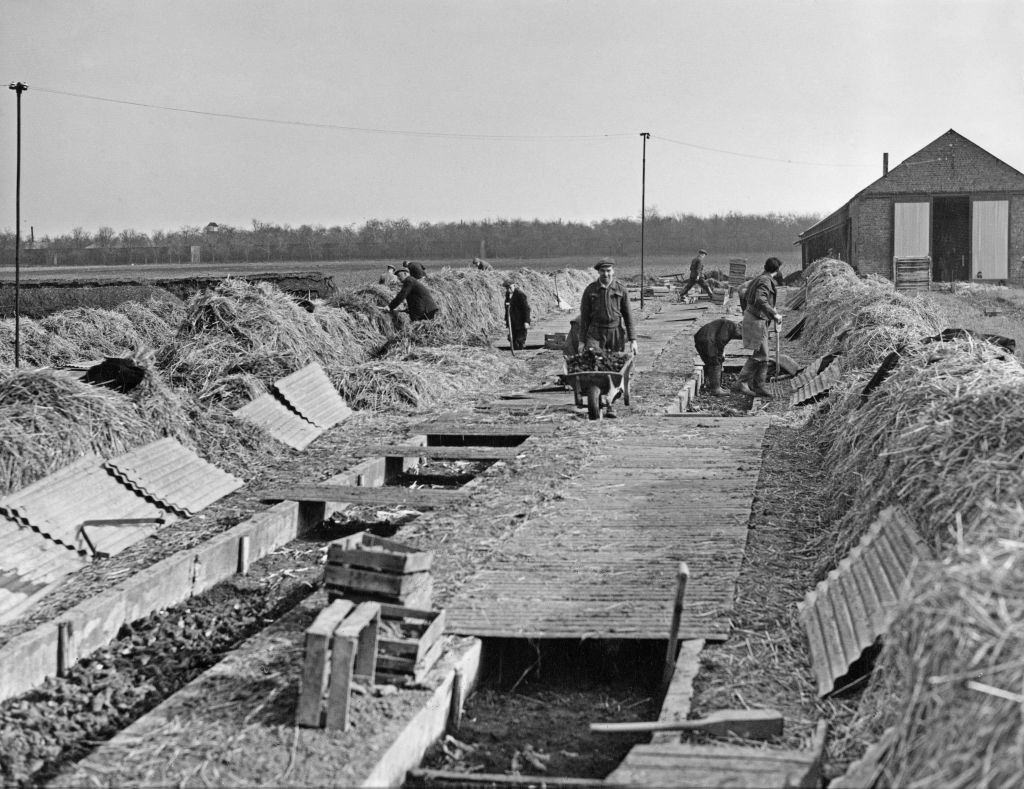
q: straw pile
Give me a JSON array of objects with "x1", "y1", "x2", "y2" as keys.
[
  {"x1": 113, "y1": 299, "x2": 178, "y2": 348},
  {"x1": 847, "y1": 520, "x2": 1023, "y2": 787},
  {"x1": 0, "y1": 368, "x2": 157, "y2": 495},
  {"x1": 39, "y1": 308, "x2": 146, "y2": 360},
  {"x1": 0, "y1": 318, "x2": 80, "y2": 368}
]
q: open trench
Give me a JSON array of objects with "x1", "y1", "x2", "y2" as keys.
[{"x1": 0, "y1": 291, "x2": 848, "y2": 787}]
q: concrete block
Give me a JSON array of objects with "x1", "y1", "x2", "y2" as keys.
[
  {"x1": 0, "y1": 622, "x2": 57, "y2": 702},
  {"x1": 246, "y1": 501, "x2": 301, "y2": 557}
]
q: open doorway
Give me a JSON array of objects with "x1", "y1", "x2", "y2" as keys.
[{"x1": 931, "y1": 196, "x2": 971, "y2": 281}]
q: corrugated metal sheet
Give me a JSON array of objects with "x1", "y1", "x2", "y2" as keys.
[
  {"x1": 798, "y1": 507, "x2": 933, "y2": 697},
  {"x1": 790, "y1": 362, "x2": 843, "y2": 406},
  {"x1": 105, "y1": 437, "x2": 243, "y2": 517},
  {"x1": 0, "y1": 514, "x2": 86, "y2": 623},
  {"x1": 445, "y1": 417, "x2": 769, "y2": 641},
  {"x1": 789, "y1": 355, "x2": 835, "y2": 391},
  {"x1": 234, "y1": 394, "x2": 323, "y2": 451},
  {"x1": 0, "y1": 456, "x2": 170, "y2": 557},
  {"x1": 273, "y1": 363, "x2": 352, "y2": 429}
]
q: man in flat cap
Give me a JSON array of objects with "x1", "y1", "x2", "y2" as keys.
[
  {"x1": 579, "y1": 258, "x2": 636, "y2": 355},
  {"x1": 677, "y1": 248, "x2": 716, "y2": 300},
  {"x1": 379, "y1": 263, "x2": 399, "y2": 286},
  {"x1": 389, "y1": 266, "x2": 439, "y2": 323}
]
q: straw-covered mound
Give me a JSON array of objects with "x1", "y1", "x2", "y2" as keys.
[
  {"x1": 39, "y1": 307, "x2": 146, "y2": 360},
  {"x1": 0, "y1": 368, "x2": 159, "y2": 496},
  {"x1": 0, "y1": 318, "x2": 80, "y2": 369},
  {"x1": 113, "y1": 298, "x2": 178, "y2": 349},
  {"x1": 847, "y1": 521, "x2": 1024, "y2": 788}
]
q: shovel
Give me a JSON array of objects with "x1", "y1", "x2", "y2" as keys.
[{"x1": 590, "y1": 708, "x2": 783, "y2": 740}]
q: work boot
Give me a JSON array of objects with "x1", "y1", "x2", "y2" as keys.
[
  {"x1": 706, "y1": 365, "x2": 727, "y2": 397},
  {"x1": 752, "y1": 361, "x2": 773, "y2": 397},
  {"x1": 734, "y1": 358, "x2": 756, "y2": 396}
]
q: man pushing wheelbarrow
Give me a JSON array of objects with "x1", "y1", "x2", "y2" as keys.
[{"x1": 575, "y1": 258, "x2": 638, "y2": 418}]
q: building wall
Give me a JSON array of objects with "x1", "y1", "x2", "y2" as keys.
[
  {"x1": 851, "y1": 197, "x2": 893, "y2": 278},
  {"x1": 1011, "y1": 195, "x2": 1024, "y2": 285}
]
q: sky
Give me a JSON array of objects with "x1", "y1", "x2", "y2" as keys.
[{"x1": 2, "y1": 0, "x2": 1024, "y2": 238}]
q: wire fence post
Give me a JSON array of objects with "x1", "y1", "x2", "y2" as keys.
[{"x1": 8, "y1": 81, "x2": 27, "y2": 368}]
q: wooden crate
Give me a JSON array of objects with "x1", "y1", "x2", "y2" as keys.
[
  {"x1": 544, "y1": 333, "x2": 567, "y2": 350},
  {"x1": 330, "y1": 578, "x2": 434, "y2": 611},
  {"x1": 327, "y1": 532, "x2": 433, "y2": 574},
  {"x1": 375, "y1": 604, "x2": 446, "y2": 683},
  {"x1": 325, "y1": 565, "x2": 432, "y2": 598},
  {"x1": 325, "y1": 531, "x2": 433, "y2": 607}
]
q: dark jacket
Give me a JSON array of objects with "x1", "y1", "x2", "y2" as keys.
[
  {"x1": 389, "y1": 277, "x2": 438, "y2": 320},
  {"x1": 407, "y1": 261, "x2": 427, "y2": 279},
  {"x1": 504, "y1": 288, "x2": 531, "y2": 327},
  {"x1": 744, "y1": 272, "x2": 778, "y2": 321},
  {"x1": 689, "y1": 255, "x2": 704, "y2": 278},
  {"x1": 579, "y1": 280, "x2": 635, "y2": 341},
  {"x1": 694, "y1": 318, "x2": 742, "y2": 354}
]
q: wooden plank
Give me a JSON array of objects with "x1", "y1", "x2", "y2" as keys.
[
  {"x1": 654, "y1": 639, "x2": 705, "y2": 743},
  {"x1": 407, "y1": 769, "x2": 605, "y2": 787},
  {"x1": 295, "y1": 599, "x2": 354, "y2": 727},
  {"x1": 352, "y1": 444, "x2": 522, "y2": 461},
  {"x1": 328, "y1": 532, "x2": 433, "y2": 574},
  {"x1": 408, "y1": 421, "x2": 558, "y2": 436},
  {"x1": 336, "y1": 602, "x2": 380, "y2": 682},
  {"x1": 323, "y1": 634, "x2": 356, "y2": 731},
  {"x1": 259, "y1": 485, "x2": 469, "y2": 507},
  {"x1": 325, "y1": 566, "x2": 431, "y2": 597}
]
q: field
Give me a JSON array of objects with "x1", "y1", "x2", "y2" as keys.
[{"x1": 0, "y1": 250, "x2": 803, "y2": 289}]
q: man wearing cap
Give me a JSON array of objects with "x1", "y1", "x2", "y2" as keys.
[
  {"x1": 677, "y1": 249, "x2": 716, "y2": 300},
  {"x1": 406, "y1": 260, "x2": 427, "y2": 279},
  {"x1": 389, "y1": 266, "x2": 439, "y2": 322},
  {"x1": 379, "y1": 264, "x2": 399, "y2": 286},
  {"x1": 579, "y1": 259, "x2": 637, "y2": 417},
  {"x1": 694, "y1": 317, "x2": 742, "y2": 397},
  {"x1": 504, "y1": 280, "x2": 531, "y2": 350},
  {"x1": 737, "y1": 257, "x2": 784, "y2": 397},
  {"x1": 472, "y1": 257, "x2": 493, "y2": 271}
]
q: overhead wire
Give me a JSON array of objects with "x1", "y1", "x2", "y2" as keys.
[{"x1": 652, "y1": 133, "x2": 873, "y2": 168}]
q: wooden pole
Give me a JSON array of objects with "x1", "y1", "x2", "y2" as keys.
[
  {"x1": 640, "y1": 132, "x2": 650, "y2": 310},
  {"x1": 662, "y1": 562, "x2": 689, "y2": 688},
  {"x1": 8, "y1": 82, "x2": 27, "y2": 368}
]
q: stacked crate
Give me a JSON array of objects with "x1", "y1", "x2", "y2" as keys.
[
  {"x1": 376, "y1": 604, "x2": 447, "y2": 685},
  {"x1": 325, "y1": 532, "x2": 433, "y2": 609}
]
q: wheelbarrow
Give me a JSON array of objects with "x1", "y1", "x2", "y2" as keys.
[{"x1": 561, "y1": 354, "x2": 634, "y2": 420}]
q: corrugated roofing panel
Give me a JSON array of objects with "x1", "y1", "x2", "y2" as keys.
[
  {"x1": 234, "y1": 394, "x2": 323, "y2": 451},
  {"x1": 0, "y1": 514, "x2": 87, "y2": 623},
  {"x1": 789, "y1": 355, "x2": 836, "y2": 391},
  {"x1": 790, "y1": 362, "x2": 843, "y2": 406},
  {"x1": 105, "y1": 437, "x2": 243, "y2": 517},
  {"x1": 798, "y1": 507, "x2": 933, "y2": 696},
  {"x1": 0, "y1": 456, "x2": 170, "y2": 556},
  {"x1": 273, "y1": 363, "x2": 352, "y2": 429}
]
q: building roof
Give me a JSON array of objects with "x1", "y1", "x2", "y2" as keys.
[{"x1": 799, "y1": 130, "x2": 1024, "y2": 241}]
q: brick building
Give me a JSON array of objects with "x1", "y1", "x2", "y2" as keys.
[{"x1": 797, "y1": 130, "x2": 1024, "y2": 284}]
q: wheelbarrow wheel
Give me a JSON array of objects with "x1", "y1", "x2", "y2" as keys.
[
  {"x1": 586, "y1": 384, "x2": 603, "y2": 421},
  {"x1": 623, "y1": 376, "x2": 631, "y2": 406}
]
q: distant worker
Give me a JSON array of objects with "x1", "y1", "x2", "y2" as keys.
[
  {"x1": 406, "y1": 260, "x2": 427, "y2": 279},
  {"x1": 389, "y1": 266, "x2": 439, "y2": 322},
  {"x1": 677, "y1": 248, "x2": 716, "y2": 300},
  {"x1": 504, "y1": 281, "x2": 531, "y2": 350},
  {"x1": 472, "y1": 257, "x2": 493, "y2": 271},
  {"x1": 379, "y1": 264, "x2": 399, "y2": 286},
  {"x1": 694, "y1": 318, "x2": 742, "y2": 397},
  {"x1": 737, "y1": 257, "x2": 784, "y2": 397}
]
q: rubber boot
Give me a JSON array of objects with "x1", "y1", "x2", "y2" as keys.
[
  {"x1": 752, "y1": 361, "x2": 773, "y2": 397},
  {"x1": 706, "y1": 365, "x2": 727, "y2": 397},
  {"x1": 735, "y1": 358, "x2": 756, "y2": 396}
]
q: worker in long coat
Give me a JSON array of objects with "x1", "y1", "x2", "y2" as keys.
[
  {"x1": 504, "y1": 281, "x2": 531, "y2": 350},
  {"x1": 737, "y1": 257, "x2": 783, "y2": 397}
]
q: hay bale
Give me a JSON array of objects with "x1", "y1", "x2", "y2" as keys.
[
  {"x1": 39, "y1": 307, "x2": 145, "y2": 359},
  {"x1": 0, "y1": 368, "x2": 157, "y2": 495},
  {"x1": 849, "y1": 529, "x2": 1024, "y2": 787}
]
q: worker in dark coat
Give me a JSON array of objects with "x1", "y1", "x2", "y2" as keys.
[
  {"x1": 738, "y1": 257, "x2": 783, "y2": 397},
  {"x1": 388, "y1": 267, "x2": 439, "y2": 322},
  {"x1": 579, "y1": 259, "x2": 637, "y2": 356},
  {"x1": 504, "y1": 281, "x2": 531, "y2": 350},
  {"x1": 677, "y1": 249, "x2": 716, "y2": 299},
  {"x1": 694, "y1": 318, "x2": 742, "y2": 397},
  {"x1": 406, "y1": 260, "x2": 427, "y2": 279}
]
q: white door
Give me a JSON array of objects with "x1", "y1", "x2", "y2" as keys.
[
  {"x1": 893, "y1": 202, "x2": 930, "y2": 258},
  {"x1": 972, "y1": 200, "x2": 1009, "y2": 279}
]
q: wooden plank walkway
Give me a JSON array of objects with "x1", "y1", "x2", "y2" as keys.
[{"x1": 446, "y1": 417, "x2": 769, "y2": 641}]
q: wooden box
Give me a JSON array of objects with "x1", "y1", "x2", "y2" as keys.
[
  {"x1": 544, "y1": 333, "x2": 567, "y2": 350},
  {"x1": 327, "y1": 532, "x2": 433, "y2": 574},
  {"x1": 325, "y1": 532, "x2": 433, "y2": 608},
  {"x1": 375, "y1": 604, "x2": 446, "y2": 684}
]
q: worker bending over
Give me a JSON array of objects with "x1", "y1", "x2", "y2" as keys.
[
  {"x1": 389, "y1": 266, "x2": 439, "y2": 323},
  {"x1": 694, "y1": 318, "x2": 742, "y2": 397},
  {"x1": 737, "y1": 257, "x2": 783, "y2": 397}
]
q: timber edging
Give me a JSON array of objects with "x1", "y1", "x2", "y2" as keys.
[{"x1": 0, "y1": 455, "x2": 389, "y2": 704}]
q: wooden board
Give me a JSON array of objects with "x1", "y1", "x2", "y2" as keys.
[
  {"x1": 259, "y1": 485, "x2": 469, "y2": 508},
  {"x1": 407, "y1": 421, "x2": 558, "y2": 436},
  {"x1": 352, "y1": 445, "x2": 522, "y2": 461},
  {"x1": 325, "y1": 566, "x2": 431, "y2": 597},
  {"x1": 295, "y1": 599, "x2": 354, "y2": 727},
  {"x1": 327, "y1": 532, "x2": 433, "y2": 574}
]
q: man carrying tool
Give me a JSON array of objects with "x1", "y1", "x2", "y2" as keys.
[
  {"x1": 677, "y1": 248, "x2": 716, "y2": 300},
  {"x1": 737, "y1": 257, "x2": 783, "y2": 397},
  {"x1": 694, "y1": 318, "x2": 742, "y2": 397},
  {"x1": 388, "y1": 266, "x2": 439, "y2": 323},
  {"x1": 579, "y1": 258, "x2": 637, "y2": 417},
  {"x1": 504, "y1": 280, "x2": 531, "y2": 350}
]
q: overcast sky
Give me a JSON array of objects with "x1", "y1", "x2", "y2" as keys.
[{"x1": 2, "y1": 0, "x2": 1023, "y2": 237}]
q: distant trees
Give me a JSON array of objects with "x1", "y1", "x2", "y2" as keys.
[{"x1": 0, "y1": 211, "x2": 820, "y2": 267}]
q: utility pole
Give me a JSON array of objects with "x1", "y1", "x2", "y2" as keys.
[
  {"x1": 9, "y1": 82, "x2": 27, "y2": 368},
  {"x1": 640, "y1": 132, "x2": 650, "y2": 310}
]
